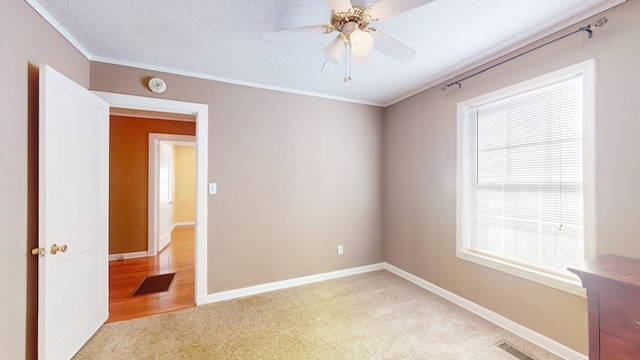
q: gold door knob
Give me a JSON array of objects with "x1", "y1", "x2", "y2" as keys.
[{"x1": 50, "y1": 244, "x2": 68, "y2": 255}]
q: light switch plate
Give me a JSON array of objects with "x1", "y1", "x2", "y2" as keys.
[{"x1": 208, "y1": 183, "x2": 217, "y2": 194}]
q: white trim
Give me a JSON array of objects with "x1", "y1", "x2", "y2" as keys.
[
  {"x1": 110, "y1": 107, "x2": 196, "y2": 122},
  {"x1": 91, "y1": 0, "x2": 620, "y2": 110},
  {"x1": 26, "y1": 0, "x2": 94, "y2": 60},
  {"x1": 92, "y1": 91, "x2": 209, "y2": 305},
  {"x1": 456, "y1": 252, "x2": 586, "y2": 297},
  {"x1": 456, "y1": 60, "x2": 596, "y2": 109},
  {"x1": 455, "y1": 59, "x2": 596, "y2": 297},
  {"x1": 205, "y1": 263, "x2": 384, "y2": 303},
  {"x1": 383, "y1": 263, "x2": 588, "y2": 360},
  {"x1": 108, "y1": 251, "x2": 148, "y2": 261},
  {"x1": 383, "y1": 0, "x2": 625, "y2": 106},
  {"x1": 173, "y1": 221, "x2": 196, "y2": 227},
  {"x1": 92, "y1": 60, "x2": 379, "y2": 106},
  {"x1": 148, "y1": 134, "x2": 196, "y2": 257},
  {"x1": 202, "y1": 261, "x2": 586, "y2": 359},
  {"x1": 582, "y1": 60, "x2": 598, "y2": 261},
  {"x1": 28, "y1": 0, "x2": 623, "y2": 107}
]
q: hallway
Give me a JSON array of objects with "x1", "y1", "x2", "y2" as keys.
[{"x1": 107, "y1": 226, "x2": 195, "y2": 323}]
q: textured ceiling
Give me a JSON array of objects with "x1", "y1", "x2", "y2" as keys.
[{"x1": 29, "y1": 0, "x2": 621, "y2": 106}]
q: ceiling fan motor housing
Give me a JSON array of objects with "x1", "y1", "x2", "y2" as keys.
[{"x1": 330, "y1": 6, "x2": 376, "y2": 34}]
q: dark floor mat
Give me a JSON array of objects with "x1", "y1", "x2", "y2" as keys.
[{"x1": 130, "y1": 273, "x2": 176, "y2": 297}]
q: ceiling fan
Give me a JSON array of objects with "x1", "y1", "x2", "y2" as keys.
[{"x1": 262, "y1": 0, "x2": 434, "y2": 72}]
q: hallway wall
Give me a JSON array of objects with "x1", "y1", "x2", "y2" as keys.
[
  {"x1": 110, "y1": 116, "x2": 195, "y2": 254},
  {"x1": 173, "y1": 144, "x2": 196, "y2": 223}
]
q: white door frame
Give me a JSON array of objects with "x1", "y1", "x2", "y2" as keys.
[
  {"x1": 148, "y1": 134, "x2": 196, "y2": 256},
  {"x1": 92, "y1": 91, "x2": 208, "y2": 305}
]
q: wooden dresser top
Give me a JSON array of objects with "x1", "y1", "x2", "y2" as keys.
[{"x1": 568, "y1": 254, "x2": 640, "y2": 289}]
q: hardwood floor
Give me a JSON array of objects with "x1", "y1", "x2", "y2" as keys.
[{"x1": 107, "y1": 226, "x2": 195, "y2": 323}]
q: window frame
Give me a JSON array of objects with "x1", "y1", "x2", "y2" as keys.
[{"x1": 456, "y1": 59, "x2": 597, "y2": 297}]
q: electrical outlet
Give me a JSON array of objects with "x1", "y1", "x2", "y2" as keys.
[{"x1": 338, "y1": 245, "x2": 344, "y2": 255}]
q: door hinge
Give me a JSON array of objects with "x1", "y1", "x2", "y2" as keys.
[{"x1": 31, "y1": 248, "x2": 45, "y2": 257}]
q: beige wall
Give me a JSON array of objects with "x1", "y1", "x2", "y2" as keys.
[
  {"x1": 382, "y1": 1, "x2": 639, "y2": 354},
  {"x1": 173, "y1": 145, "x2": 196, "y2": 223},
  {"x1": 0, "y1": 1, "x2": 91, "y2": 359},
  {"x1": 90, "y1": 62, "x2": 385, "y2": 293},
  {"x1": 6, "y1": 0, "x2": 638, "y2": 358}
]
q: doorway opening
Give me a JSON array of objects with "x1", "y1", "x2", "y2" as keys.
[
  {"x1": 92, "y1": 91, "x2": 208, "y2": 322},
  {"x1": 110, "y1": 120, "x2": 196, "y2": 321},
  {"x1": 148, "y1": 134, "x2": 197, "y2": 255}
]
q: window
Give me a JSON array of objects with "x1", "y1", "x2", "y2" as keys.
[{"x1": 456, "y1": 60, "x2": 596, "y2": 295}]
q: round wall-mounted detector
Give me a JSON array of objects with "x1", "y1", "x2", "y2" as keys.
[{"x1": 148, "y1": 77, "x2": 167, "y2": 93}]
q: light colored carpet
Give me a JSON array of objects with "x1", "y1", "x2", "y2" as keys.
[{"x1": 74, "y1": 270, "x2": 563, "y2": 359}]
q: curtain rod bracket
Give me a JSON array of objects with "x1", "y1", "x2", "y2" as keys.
[{"x1": 441, "y1": 82, "x2": 462, "y2": 91}]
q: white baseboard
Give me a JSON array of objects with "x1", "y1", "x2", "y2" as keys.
[
  {"x1": 201, "y1": 261, "x2": 585, "y2": 359},
  {"x1": 108, "y1": 251, "x2": 149, "y2": 261},
  {"x1": 383, "y1": 263, "x2": 587, "y2": 360},
  {"x1": 205, "y1": 263, "x2": 384, "y2": 303},
  {"x1": 112, "y1": 223, "x2": 194, "y2": 261}
]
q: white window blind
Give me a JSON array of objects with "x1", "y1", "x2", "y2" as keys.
[{"x1": 457, "y1": 60, "x2": 595, "y2": 292}]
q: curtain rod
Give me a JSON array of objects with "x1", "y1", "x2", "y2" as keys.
[{"x1": 442, "y1": 17, "x2": 609, "y2": 90}]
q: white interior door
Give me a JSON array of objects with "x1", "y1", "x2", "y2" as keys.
[
  {"x1": 157, "y1": 141, "x2": 173, "y2": 251},
  {"x1": 37, "y1": 65, "x2": 109, "y2": 359}
]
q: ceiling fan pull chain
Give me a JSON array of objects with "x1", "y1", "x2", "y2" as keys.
[
  {"x1": 344, "y1": 43, "x2": 352, "y2": 82},
  {"x1": 343, "y1": 43, "x2": 349, "y2": 82},
  {"x1": 348, "y1": 43, "x2": 353, "y2": 80}
]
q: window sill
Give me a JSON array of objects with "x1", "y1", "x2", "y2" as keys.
[{"x1": 456, "y1": 250, "x2": 586, "y2": 297}]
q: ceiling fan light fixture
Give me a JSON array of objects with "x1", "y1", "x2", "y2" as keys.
[
  {"x1": 349, "y1": 29, "x2": 373, "y2": 57},
  {"x1": 323, "y1": 36, "x2": 346, "y2": 65}
]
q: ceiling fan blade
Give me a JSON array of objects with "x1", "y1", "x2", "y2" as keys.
[
  {"x1": 369, "y1": 0, "x2": 435, "y2": 21},
  {"x1": 371, "y1": 30, "x2": 416, "y2": 63},
  {"x1": 261, "y1": 25, "x2": 327, "y2": 41},
  {"x1": 320, "y1": 60, "x2": 337, "y2": 74},
  {"x1": 327, "y1": 0, "x2": 353, "y2": 12},
  {"x1": 323, "y1": 36, "x2": 346, "y2": 65}
]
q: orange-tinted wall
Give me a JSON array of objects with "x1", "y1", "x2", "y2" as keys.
[{"x1": 109, "y1": 116, "x2": 196, "y2": 254}]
